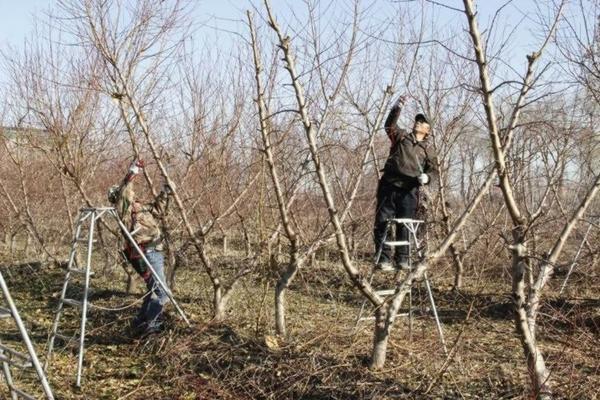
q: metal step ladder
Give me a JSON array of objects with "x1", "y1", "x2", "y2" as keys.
[
  {"x1": 0, "y1": 271, "x2": 54, "y2": 399},
  {"x1": 356, "y1": 218, "x2": 447, "y2": 354},
  {"x1": 45, "y1": 207, "x2": 190, "y2": 387}
]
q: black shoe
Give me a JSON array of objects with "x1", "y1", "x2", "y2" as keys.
[
  {"x1": 139, "y1": 324, "x2": 163, "y2": 338},
  {"x1": 130, "y1": 317, "x2": 161, "y2": 336},
  {"x1": 131, "y1": 322, "x2": 163, "y2": 338},
  {"x1": 129, "y1": 316, "x2": 145, "y2": 334}
]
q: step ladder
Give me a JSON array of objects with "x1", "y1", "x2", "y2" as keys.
[
  {"x1": 356, "y1": 218, "x2": 447, "y2": 354},
  {"x1": 0, "y1": 271, "x2": 54, "y2": 399},
  {"x1": 45, "y1": 207, "x2": 190, "y2": 387}
]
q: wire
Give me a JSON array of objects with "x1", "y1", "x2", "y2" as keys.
[{"x1": 88, "y1": 291, "x2": 151, "y2": 311}]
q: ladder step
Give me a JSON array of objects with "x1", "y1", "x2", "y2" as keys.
[
  {"x1": 68, "y1": 267, "x2": 94, "y2": 275},
  {"x1": 358, "y1": 313, "x2": 409, "y2": 322},
  {"x1": 384, "y1": 241, "x2": 410, "y2": 247},
  {"x1": 62, "y1": 298, "x2": 84, "y2": 308},
  {"x1": 390, "y1": 218, "x2": 423, "y2": 224},
  {"x1": 76, "y1": 238, "x2": 97, "y2": 243},
  {"x1": 10, "y1": 386, "x2": 37, "y2": 400},
  {"x1": 375, "y1": 289, "x2": 396, "y2": 296},
  {"x1": 0, "y1": 306, "x2": 12, "y2": 318}
]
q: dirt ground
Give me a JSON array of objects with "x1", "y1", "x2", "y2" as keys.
[{"x1": 0, "y1": 253, "x2": 597, "y2": 399}]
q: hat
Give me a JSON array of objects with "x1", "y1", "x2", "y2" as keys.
[
  {"x1": 107, "y1": 185, "x2": 120, "y2": 204},
  {"x1": 415, "y1": 113, "x2": 429, "y2": 124}
]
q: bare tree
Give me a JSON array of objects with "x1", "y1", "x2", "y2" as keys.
[
  {"x1": 53, "y1": 0, "x2": 263, "y2": 320},
  {"x1": 259, "y1": 0, "x2": 503, "y2": 369},
  {"x1": 249, "y1": 2, "x2": 397, "y2": 335},
  {"x1": 462, "y1": 1, "x2": 600, "y2": 397}
]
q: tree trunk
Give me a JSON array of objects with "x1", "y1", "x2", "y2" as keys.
[
  {"x1": 370, "y1": 306, "x2": 391, "y2": 369},
  {"x1": 10, "y1": 232, "x2": 18, "y2": 256},
  {"x1": 244, "y1": 233, "x2": 252, "y2": 257},
  {"x1": 125, "y1": 272, "x2": 134, "y2": 294},
  {"x1": 511, "y1": 239, "x2": 551, "y2": 399},
  {"x1": 24, "y1": 234, "x2": 32, "y2": 256},
  {"x1": 213, "y1": 287, "x2": 226, "y2": 322},
  {"x1": 275, "y1": 259, "x2": 300, "y2": 336},
  {"x1": 450, "y1": 245, "x2": 464, "y2": 290},
  {"x1": 3, "y1": 232, "x2": 9, "y2": 252}
]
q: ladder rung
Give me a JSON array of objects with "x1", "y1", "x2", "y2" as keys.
[
  {"x1": 76, "y1": 239, "x2": 97, "y2": 243},
  {"x1": 358, "y1": 313, "x2": 409, "y2": 321},
  {"x1": 54, "y1": 333, "x2": 80, "y2": 346},
  {"x1": 384, "y1": 241, "x2": 410, "y2": 247},
  {"x1": 375, "y1": 289, "x2": 396, "y2": 296},
  {"x1": 0, "y1": 306, "x2": 12, "y2": 318},
  {"x1": 10, "y1": 386, "x2": 37, "y2": 400},
  {"x1": 0, "y1": 343, "x2": 31, "y2": 361},
  {"x1": 62, "y1": 298, "x2": 84, "y2": 308},
  {"x1": 390, "y1": 218, "x2": 423, "y2": 224},
  {"x1": 68, "y1": 267, "x2": 94, "y2": 275},
  {"x1": 0, "y1": 353, "x2": 32, "y2": 369}
]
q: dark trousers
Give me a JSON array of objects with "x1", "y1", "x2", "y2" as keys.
[{"x1": 373, "y1": 181, "x2": 419, "y2": 263}]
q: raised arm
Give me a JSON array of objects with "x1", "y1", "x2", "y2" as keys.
[
  {"x1": 111, "y1": 159, "x2": 144, "y2": 220},
  {"x1": 384, "y1": 95, "x2": 407, "y2": 146}
]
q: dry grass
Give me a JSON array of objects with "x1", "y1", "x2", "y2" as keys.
[{"x1": 0, "y1": 252, "x2": 597, "y2": 399}]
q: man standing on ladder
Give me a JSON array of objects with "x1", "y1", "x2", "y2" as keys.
[
  {"x1": 374, "y1": 95, "x2": 437, "y2": 271},
  {"x1": 107, "y1": 159, "x2": 173, "y2": 336}
]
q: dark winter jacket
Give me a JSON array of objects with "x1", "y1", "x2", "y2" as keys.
[{"x1": 381, "y1": 104, "x2": 438, "y2": 189}]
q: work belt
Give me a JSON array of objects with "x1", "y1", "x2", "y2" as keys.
[
  {"x1": 142, "y1": 240, "x2": 160, "y2": 251},
  {"x1": 122, "y1": 239, "x2": 160, "y2": 280},
  {"x1": 124, "y1": 239, "x2": 160, "y2": 257}
]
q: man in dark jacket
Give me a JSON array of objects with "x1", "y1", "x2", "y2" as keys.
[{"x1": 374, "y1": 96, "x2": 437, "y2": 271}]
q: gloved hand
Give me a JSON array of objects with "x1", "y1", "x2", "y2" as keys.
[
  {"x1": 129, "y1": 159, "x2": 144, "y2": 175},
  {"x1": 393, "y1": 95, "x2": 408, "y2": 109},
  {"x1": 418, "y1": 173, "x2": 429, "y2": 186},
  {"x1": 125, "y1": 159, "x2": 144, "y2": 182}
]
